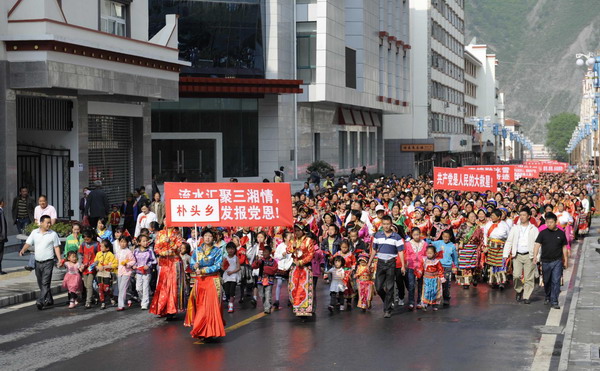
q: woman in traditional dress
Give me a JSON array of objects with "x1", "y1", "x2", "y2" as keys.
[
  {"x1": 483, "y1": 209, "x2": 510, "y2": 289},
  {"x1": 184, "y1": 229, "x2": 225, "y2": 340},
  {"x1": 407, "y1": 207, "x2": 431, "y2": 239},
  {"x1": 448, "y1": 204, "x2": 465, "y2": 236},
  {"x1": 455, "y1": 211, "x2": 484, "y2": 289},
  {"x1": 287, "y1": 224, "x2": 315, "y2": 319},
  {"x1": 149, "y1": 227, "x2": 185, "y2": 319}
]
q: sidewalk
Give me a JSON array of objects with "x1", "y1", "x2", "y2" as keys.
[
  {"x1": 0, "y1": 263, "x2": 65, "y2": 308},
  {"x1": 559, "y1": 218, "x2": 600, "y2": 370}
]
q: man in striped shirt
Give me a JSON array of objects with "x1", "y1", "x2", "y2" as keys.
[{"x1": 368, "y1": 215, "x2": 406, "y2": 318}]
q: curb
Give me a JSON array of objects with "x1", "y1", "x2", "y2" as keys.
[
  {"x1": 0, "y1": 282, "x2": 66, "y2": 308},
  {"x1": 558, "y1": 236, "x2": 589, "y2": 370}
]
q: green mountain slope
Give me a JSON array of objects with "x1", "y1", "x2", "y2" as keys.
[{"x1": 465, "y1": 0, "x2": 600, "y2": 141}]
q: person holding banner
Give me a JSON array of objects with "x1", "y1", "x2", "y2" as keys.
[
  {"x1": 483, "y1": 210, "x2": 510, "y2": 290},
  {"x1": 287, "y1": 224, "x2": 315, "y2": 319},
  {"x1": 184, "y1": 229, "x2": 225, "y2": 340},
  {"x1": 149, "y1": 227, "x2": 185, "y2": 319}
]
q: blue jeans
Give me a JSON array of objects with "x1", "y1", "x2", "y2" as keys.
[
  {"x1": 405, "y1": 268, "x2": 422, "y2": 306},
  {"x1": 542, "y1": 260, "x2": 563, "y2": 305}
]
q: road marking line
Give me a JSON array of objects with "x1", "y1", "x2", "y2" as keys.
[
  {"x1": 193, "y1": 312, "x2": 267, "y2": 344},
  {"x1": 532, "y1": 334, "x2": 557, "y2": 371}
]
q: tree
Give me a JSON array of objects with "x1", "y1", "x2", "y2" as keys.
[{"x1": 545, "y1": 112, "x2": 579, "y2": 162}]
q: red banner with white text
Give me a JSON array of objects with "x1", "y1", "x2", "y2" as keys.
[
  {"x1": 514, "y1": 165, "x2": 540, "y2": 179},
  {"x1": 525, "y1": 162, "x2": 567, "y2": 173},
  {"x1": 164, "y1": 182, "x2": 294, "y2": 227},
  {"x1": 434, "y1": 167, "x2": 497, "y2": 192},
  {"x1": 465, "y1": 165, "x2": 515, "y2": 182}
]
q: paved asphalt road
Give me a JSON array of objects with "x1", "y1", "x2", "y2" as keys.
[{"x1": 0, "y1": 274, "x2": 556, "y2": 371}]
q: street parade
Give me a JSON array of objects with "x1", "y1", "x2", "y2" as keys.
[{"x1": 15, "y1": 164, "x2": 593, "y2": 344}]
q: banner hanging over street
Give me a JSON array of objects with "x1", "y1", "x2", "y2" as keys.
[
  {"x1": 164, "y1": 182, "x2": 294, "y2": 227},
  {"x1": 514, "y1": 165, "x2": 540, "y2": 179},
  {"x1": 433, "y1": 167, "x2": 497, "y2": 192},
  {"x1": 465, "y1": 165, "x2": 515, "y2": 182}
]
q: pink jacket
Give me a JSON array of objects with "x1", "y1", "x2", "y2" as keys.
[
  {"x1": 115, "y1": 247, "x2": 135, "y2": 276},
  {"x1": 404, "y1": 240, "x2": 428, "y2": 270}
]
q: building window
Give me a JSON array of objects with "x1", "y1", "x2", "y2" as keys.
[
  {"x1": 339, "y1": 131, "x2": 347, "y2": 169},
  {"x1": 350, "y1": 131, "x2": 358, "y2": 168},
  {"x1": 314, "y1": 133, "x2": 321, "y2": 161},
  {"x1": 101, "y1": 0, "x2": 127, "y2": 37},
  {"x1": 297, "y1": 22, "x2": 316, "y2": 84},
  {"x1": 346, "y1": 47, "x2": 357, "y2": 89},
  {"x1": 369, "y1": 133, "x2": 376, "y2": 165},
  {"x1": 149, "y1": 0, "x2": 264, "y2": 78},
  {"x1": 88, "y1": 115, "x2": 133, "y2": 207},
  {"x1": 360, "y1": 131, "x2": 367, "y2": 166}
]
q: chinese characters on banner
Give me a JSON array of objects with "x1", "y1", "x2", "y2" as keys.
[
  {"x1": 434, "y1": 167, "x2": 497, "y2": 192},
  {"x1": 466, "y1": 165, "x2": 515, "y2": 182},
  {"x1": 524, "y1": 162, "x2": 567, "y2": 173},
  {"x1": 514, "y1": 165, "x2": 540, "y2": 179},
  {"x1": 164, "y1": 182, "x2": 294, "y2": 227}
]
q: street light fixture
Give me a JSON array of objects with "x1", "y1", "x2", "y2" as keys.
[
  {"x1": 576, "y1": 51, "x2": 600, "y2": 188},
  {"x1": 469, "y1": 116, "x2": 491, "y2": 165}
]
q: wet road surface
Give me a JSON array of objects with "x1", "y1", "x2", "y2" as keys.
[{"x1": 0, "y1": 273, "x2": 556, "y2": 371}]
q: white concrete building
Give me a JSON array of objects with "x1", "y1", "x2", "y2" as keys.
[
  {"x1": 384, "y1": 0, "x2": 467, "y2": 177},
  {"x1": 0, "y1": 0, "x2": 184, "y2": 227},
  {"x1": 149, "y1": 0, "x2": 411, "y2": 186},
  {"x1": 464, "y1": 42, "x2": 502, "y2": 164}
]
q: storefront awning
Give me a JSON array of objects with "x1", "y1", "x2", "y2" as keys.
[{"x1": 179, "y1": 77, "x2": 303, "y2": 97}]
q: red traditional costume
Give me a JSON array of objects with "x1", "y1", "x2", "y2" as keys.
[
  {"x1": 355, "y1": 263, "x2": 374, "y2": 310},
  {"x1": 287, "y1": 234, "x2": 315, "y2": 317},
  {"x1": 149, "y1": 228, "x2": 185, "y2": 316}
]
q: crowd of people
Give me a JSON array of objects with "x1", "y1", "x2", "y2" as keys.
[{"x1": 14, "y1": 168, "x2": 595, "y2": 342}]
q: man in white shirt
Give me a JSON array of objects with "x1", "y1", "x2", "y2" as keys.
[
  {"x1": 134, "y1": 204, "x2": 158, "y2": 238},
  {"x1": 503, "y1": 207, "x2": 539, "y2": 304},
  {"x1": 344, "y1": 201, "x2": 374, "y2": 233},
  {"x1": 34, "y1": 195, "x2": 57, "y2": 225},
  {"x1": 26, "y1": 195, "x2": 58, "y2": 271},
  {"x1": 19, "y1": 215, "x2": 62, "y2": 310}
]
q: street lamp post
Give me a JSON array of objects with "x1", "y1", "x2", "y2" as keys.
[
  {"x1": 469, "y1": 116, "x2": 491, "y2": 165},
  {"x1": 576, "y1": 52, "x2": 600, "y2": 190}
]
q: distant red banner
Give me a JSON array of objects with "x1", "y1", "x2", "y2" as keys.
[
  {"x1": 164, "y1": 182, "x2": 294, "y2": 227},
  {"x1": 514, "y1": 165, "x2": 540, "y2": 179},
  {"x1": 524, "y1": 160, "x2": 558, "y2": 165},
  {"x1": 434, "y1": 167, "x2": 497, "y2": 192},
  {"x1": 466, "y1": 165, "x2": 514, "y2": 182},
  {"x1": 526, "y1": 162, "x2": 567, "y2": 173}
]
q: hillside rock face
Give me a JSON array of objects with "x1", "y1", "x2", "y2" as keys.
[{"x1": 465, "y1": 0, "x2": 600, "y2": 141}]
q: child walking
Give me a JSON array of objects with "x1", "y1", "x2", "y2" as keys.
[
  {"x1": 94, "y1": 240, "x2": 118, "y2": 309},
  {"x1": 333, "y1": 240, "x2": 356, "y2": 310},
  {"x1": 180, "y1": 242, "x2": 192, "y2": 305},
  {"x1": 78, "y1": 230, "x2": 100, "y2": 309},
  {"x1": 222, "y1": 242, "x2": 240, "y2": 313},
  {"x1": 62, "y1": 251, "x2": 83, "y2": 308},
  {"x1": 133, "y1": 235, "x2": 157, "y2": 310},
  {"x1": 355, "y1": 253, "x2": 374, "y2": 312},
  {"x1": 115, "y1": 236, "x2": 135, "y2": 311},
  {"x1": 419, "y1": 246, "x2": 446, "y2": 311},
  {"x1": 252, "y1": 245, "x2": 278, "y2": 314},
  {"x1": 326, "y1": 256, "x2": 349, "y2": 312}
]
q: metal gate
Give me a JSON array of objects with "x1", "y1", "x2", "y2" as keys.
[
  {"x1": 17, "y1": 144, "x2": 72, "y2": 219},
  {"x1": 88, "y1": 115, "x2": 133, "y2": 208}
]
